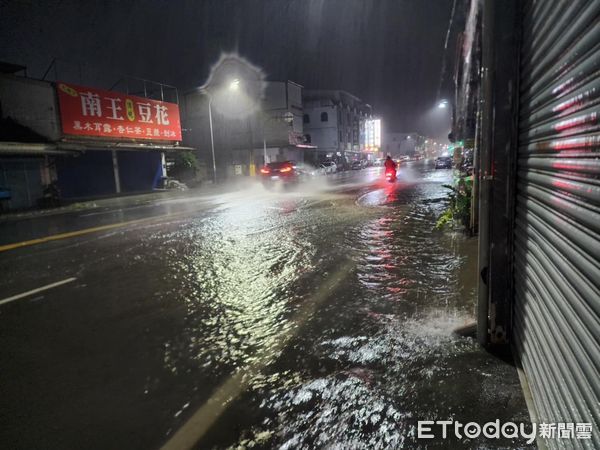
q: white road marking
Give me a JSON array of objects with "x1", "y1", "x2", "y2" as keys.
[{"x1": 0, "y1": 277, "x2": 77, "y2": 306}]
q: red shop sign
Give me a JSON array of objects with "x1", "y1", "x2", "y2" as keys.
[{"x1": 56, "y1": 81, "x2": 182, "y2": 141}]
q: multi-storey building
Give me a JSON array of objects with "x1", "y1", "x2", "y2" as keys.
[
  {"x1": 302, "y1": 90, "x2": 372, "y2": 168},
  {"x1": 182, "y1": 80, "x2": 312, "y2": 177}
]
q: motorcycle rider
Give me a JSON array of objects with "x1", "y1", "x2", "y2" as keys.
[{"x1": 384, "y1": 155, "x2": 397, "y2": 180}]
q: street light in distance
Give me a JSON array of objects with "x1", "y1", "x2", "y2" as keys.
[
  {"x1": 438, "y1": 99, "x2": 449, "y2": 109},
  {"x1": 229, "y1": 78, "x2": 240, "y2": 91}
]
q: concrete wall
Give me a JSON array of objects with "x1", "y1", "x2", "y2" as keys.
[
  {"x1": 263, "y1": 82, "x2": 287, "y2": 110},
  {"x1": 383, "y1": 132, "x2": 418, "y2": 156},
  {"x1": 0, "y1": 74, "x2": 61, "y2": 141},
  {"x1": 303, "y1": 103, "x2": 339, "y2": 153},
  {"x1": 287, "y1": 82, "x2": 303, "y2": 134}
]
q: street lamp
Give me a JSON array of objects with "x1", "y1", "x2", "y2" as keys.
[
  {"x1": 229, "y1": 78, "x2": 240, "y2": 91},
  {"x1": 197, "y1": 54, "x2": 265, "y2": 183},
  {"x1": 438, "y1": 99, "x2": 449, "y2": 109},
  {"x1": 199, "y1": 78, "x2": 244, "y2": 185},
  {"x1": 206, "y1": 94, "x2": 217, "y2": 184}
]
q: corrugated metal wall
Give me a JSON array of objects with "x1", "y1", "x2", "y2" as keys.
[{"x1": 514, "y1": 0, "x2": 600, "y2": 448}]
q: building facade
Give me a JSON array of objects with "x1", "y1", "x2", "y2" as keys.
[
  {"x1": 382, "y1": 132, "x2": 426, "y2": 157},
  {"x1": 0, "y1": 64, "x2": 185, "y2": 210},
  {"x1": 230, "y1": 80, "x2": 312, "y2": 173},
  {"x1": 181, "y1": 80, "x2": 313, "y2": 178},
  {"x1": 302, "y1": 90, "x2": 373, "y2": 167}
]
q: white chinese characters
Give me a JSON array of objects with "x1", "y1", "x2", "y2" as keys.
[
  {"x1": 74, "y1": 90, "x2": 175, "y2": 134},
  {"x1": 154, "y1": 104, "x2": 170, "y2": 125},
  {"x1": 80, "y1": 92, "x2": 102, "y2": 117},
  {"x1": 137, "y1": 103, "x2": 153, "y2": 123},
  {"x1": 72, "y1": 120, "x2": 177, "y2": 139},
  {"x1": 104, "y1": 97, "x2": 124, "y2": 120}
]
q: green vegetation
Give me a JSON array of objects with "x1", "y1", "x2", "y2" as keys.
[
  {"x1": 435, "y1": 176, "x2": 472, "y2": 232},
  {"x1": 174, "y1": 150, "x2": 199, "y2": 171}
]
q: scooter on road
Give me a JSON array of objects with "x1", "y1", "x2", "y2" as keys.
[{"x1": 385, "y1": 168, "x2": 397, "y2": 182}]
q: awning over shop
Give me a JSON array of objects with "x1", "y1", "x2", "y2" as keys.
[
  {"x1": 0, "y1": 140, "x2": 195, "y2": 156},
  {"x1": 57, "y1": 140, "x2": 195, "y2": 152},
  {"x1": 0, "y1": 142, "x2": 77, "y2": 156}
]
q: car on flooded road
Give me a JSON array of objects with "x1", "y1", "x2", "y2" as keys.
[{"x1": 260, "y1": 161, "x2": 304, "y2": 189}]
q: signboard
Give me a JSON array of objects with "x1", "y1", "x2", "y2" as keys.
[
  {"x1": 56, "y1": 81, "x2": 182, "y2": 141},
  {"x1": 364, "y1": 118, "x2": 381, "y2": 152}
]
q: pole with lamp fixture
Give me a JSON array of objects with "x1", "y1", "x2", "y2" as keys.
[{"x1": 198, "y1": 78, "x2": 241, "y2": 184}]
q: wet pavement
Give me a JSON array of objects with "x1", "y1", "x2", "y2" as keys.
[{"x1": 0, "y1": 162, "x2": 531, "y2": 449}]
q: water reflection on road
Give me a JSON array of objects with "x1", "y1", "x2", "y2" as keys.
[
  {"x1": 0, "y1": 163, "x2": 530, "y2": 450},
  {"x1": 159, "y1": 164, "x2": 529, "y2": 449}
]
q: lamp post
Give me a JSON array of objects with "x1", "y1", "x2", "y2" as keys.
[
  {"x1": 207, "y1": 95, "x2": 217, "y2": 184},
  {"x1": 200, "y1": 78, "x2": 241, "y2": 184}
]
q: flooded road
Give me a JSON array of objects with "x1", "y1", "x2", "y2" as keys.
[{"x1": 0, "y1": 162, "x2": 530, "y2": 449}]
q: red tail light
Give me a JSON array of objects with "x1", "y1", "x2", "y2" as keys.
[
  {"x1": 280, "y1": 166, "x2": 292, "y2": 173},
  {"x1": 260, "y1": 167, "x2": 271, "y2": 174}
]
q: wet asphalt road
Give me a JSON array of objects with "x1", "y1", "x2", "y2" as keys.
[{"x1": 0, "y1": 162, "x2": 531, "y2": 449}]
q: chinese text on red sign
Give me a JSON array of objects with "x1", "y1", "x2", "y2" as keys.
[{"x1": 56, "y1": 82, "x2": 182, "y2": 141}]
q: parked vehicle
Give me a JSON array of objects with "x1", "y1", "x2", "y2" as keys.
[
  {"x1": 435, "y1": 156, "x2": 453, "y2": 169},
  {"x1": 158, "y1": 176, "x2": 188, "y2": 190},
  {"x1": 351, "y1": 160, "x2": 362, "y2": 170},
  {"x1": 320, "y1": 161, "x2": 337, "y2": 174},
  {"x1": 38, "y1": 182, "x2": 61, "y2": 208}
]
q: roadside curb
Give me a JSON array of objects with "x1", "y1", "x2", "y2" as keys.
[{"x1": 0, "y1": 181, "x2": 257, "y2": 223}]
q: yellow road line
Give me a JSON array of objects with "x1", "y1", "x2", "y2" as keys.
[
  {"x1": 0, "y1": 218, "x2": 152, "y2": 253},
  {"x1": 0, "y1": 209, "x2": 198, "y2": 253}
]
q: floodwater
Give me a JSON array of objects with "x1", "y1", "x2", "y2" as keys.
[
  {"x1": 159, "y1": 163, "x2": 530, "y2": 448},
  {"x1": 0, "y1": 162, "x2": 530, "y2": 449}
]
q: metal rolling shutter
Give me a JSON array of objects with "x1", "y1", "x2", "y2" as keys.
[{"x1": 514, "y1": 0, "x2": 600, "y2": 448}]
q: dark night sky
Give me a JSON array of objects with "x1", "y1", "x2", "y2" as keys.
[{"x1": 0, "y1": 0, "x2": 456, "y2": 139}]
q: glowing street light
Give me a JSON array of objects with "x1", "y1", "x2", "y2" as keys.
[
  {"x1": 198, "y1": 54, "x2": 265, "y2": 183},
  {"x1": 200, "y1": 79, "x2": 242, "y2": 184},
  {"x1": 229, "y1": 78, "x2": 240, "y2": 91},
  {"x1": 438, "y1": 99, "x2": 449, "y2": 109}
]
